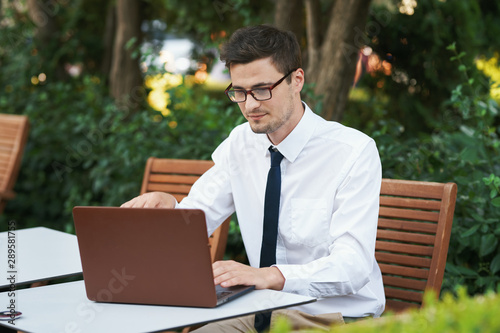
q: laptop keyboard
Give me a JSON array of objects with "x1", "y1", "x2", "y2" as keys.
[{"x1": 216, "y1": 291, "x2": 233, "y2": 300}]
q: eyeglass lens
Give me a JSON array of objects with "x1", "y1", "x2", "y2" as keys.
[{"x1": 228, "y1": 88, "x2": 271, "y2": 102}]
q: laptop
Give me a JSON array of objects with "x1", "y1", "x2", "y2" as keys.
[{"x1": 72, "y1": 206, "x2": 254, "y2": 308}]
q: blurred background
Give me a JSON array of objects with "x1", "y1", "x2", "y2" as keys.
[{"x1": 0, "y1": 0, "x2": 499, "y2": 298}]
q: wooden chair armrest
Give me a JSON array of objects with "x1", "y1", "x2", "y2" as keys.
[{"x1": 0, "y1": 190, "x2": 16, "y2": 200}]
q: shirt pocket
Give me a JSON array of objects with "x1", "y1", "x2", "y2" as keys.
[{"x1": 290, "y1": 198, "x2": 330, "y2": 247}]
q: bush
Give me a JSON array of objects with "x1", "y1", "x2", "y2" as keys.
[{"x1": 268, "y1": 288, "x2": 500, "y2": 332}]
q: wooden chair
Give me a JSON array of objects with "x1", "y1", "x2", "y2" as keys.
[
  {"x1": 376, "y1": 179, "x2": 457, "y2": 313},
  {"x1": 0, "y1": 114, "x2": 29, "y2": 215},
  {"x1": 140, "y1": 157, "x2": 231, "y2": 263}
]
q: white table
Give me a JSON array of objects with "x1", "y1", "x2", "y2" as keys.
[
  {"x1": 0, "y1": 227, "x2": 82, "y2": 288},
  {"x1": 0, "y1": 280, "x2": 316, "y2": 332}
]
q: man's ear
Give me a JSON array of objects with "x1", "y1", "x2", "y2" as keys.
[{"x1": 293, "y1": 68, "x2": 305, "y2": 93}]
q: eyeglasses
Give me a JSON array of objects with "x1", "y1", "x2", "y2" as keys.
[{"x1": 224, "y1": 69, "x2": 297, "y2": 103}]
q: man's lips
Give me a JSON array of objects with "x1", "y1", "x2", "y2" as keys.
[{"x1": 247, "y1": 113, "x2": 267, "y2": 121}]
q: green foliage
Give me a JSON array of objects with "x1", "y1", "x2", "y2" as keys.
[
  {"x1": 346, "y1": 0, "x2": 500, "y2": 296},
  {"x1": 269, "y1": 288, "x2": 500, "y2": 332},
  {"x1": 164, "y1": 83, "x2": 245, "y2": 158},
  {"x1": 483, "y1": 174, "x2": 500, "y2": 208},
  {"x1": 148, "y1": 0, "x2": 273, "y2": 44},
  {"x1": 365, "y1": 0, "x2": 499, "y2": 135},
  {"x1": 347, "y1": 42, "x2": 500, "y2": 295},
  {"x1": 0, "y1": 74, "x2": 243, "y2": 234}
]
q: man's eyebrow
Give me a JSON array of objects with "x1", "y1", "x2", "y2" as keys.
[{"x1": 232, "y1": 82, "x2": 274, "y2": 90}]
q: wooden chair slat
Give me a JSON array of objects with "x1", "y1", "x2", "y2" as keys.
[
  {"x1": 0, "y1": 150, "x2": 12, "y2": 157},
  {"x1": 380, "y1": 179, "x2": 447, "y2": 199},
  {"x1": 385, "y1": 287, "x2": 424, "y2": 303},
  {"x1": 146, "y1": 183, "x2": 193, "y2": 195},
  {"x1": 384, "y1": 299, "x2": 420, "y2": 313},
  {"x1": 379, "y1": 206, "x2": 440, "y2": 222},
  {"x1": 377, "y1": 229, "x2": 436, "y2": 245},
  {"x1": 380, "y1": 196, "x2": 442, "y2": 211},
  {"x1": 378, "y1": 218, "x2": 438, "y2": 233},
  {"x1": 378, "y1": 263, "x2": 429, "y2": 279},
  {"x1": 149, "y1": 158, "x2": 215, "y2": 175},
  {"x1": 172, "y1": 194, "x2": 185, "y2": 203},
  {"x1": 376, "y1": 252, "x2": 432, "y2": 268},
  {"x1": 0, "y1": 141, "x2": 15, "y2": 149},
  {"x1": 376, "y1": 240, "x2": 434, "y2": 256},
  {"x1": 148, "y1": 174, "x2": 201, "y2": 185},
  {"x1": 382, "y1": 275, "x2": 427, "y2": 291}
]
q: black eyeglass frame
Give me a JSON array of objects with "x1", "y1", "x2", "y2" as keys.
[{"x1": 224, "y1": 68, "x2": 298, "y2": 103}]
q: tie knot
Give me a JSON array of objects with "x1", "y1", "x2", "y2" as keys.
[{"x1": 268, "y1": 147, "x2": 284, "y2": 167}]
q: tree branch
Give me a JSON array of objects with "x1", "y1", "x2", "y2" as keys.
[
  {"x1": 109, "y1": 0, "x2": 144, "y2": 112},
  {"x1": 315, "y1": 0, "x2": 372, "y2": 121},
  {"x1": 274, "y1": 0, "x2": 304, "y2": 51},
  {"x1": 101, "y1": 2, "x2": 116, "y2": 78},
  {"x1": 304, "y1": 0, "x2": 321, "y2": 82}
]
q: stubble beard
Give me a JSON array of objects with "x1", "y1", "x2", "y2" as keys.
[{"x1": 248, "y1": 98, "x2": 294, "y2": 135}]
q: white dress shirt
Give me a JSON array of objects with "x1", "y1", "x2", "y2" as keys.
[{"x1": 178, "y1": 103, "x2": 385, "y2": 317}]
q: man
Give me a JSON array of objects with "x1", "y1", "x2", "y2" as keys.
[{"x1": 122, "y1": 24, "x2": 385, "y2": 331}]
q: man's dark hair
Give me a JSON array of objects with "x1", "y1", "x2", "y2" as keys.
[{"x1": 220, "y1": 25, "x2": 301, "y2": 82}]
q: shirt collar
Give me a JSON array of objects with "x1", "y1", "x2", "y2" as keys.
[{"x1": 273, "y1": 102, "x2": 317, "y2": 163}]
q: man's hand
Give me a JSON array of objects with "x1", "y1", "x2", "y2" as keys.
[
  {"x1": 212, "y1": 260, "x2": 285, "y2": 291},
  {"x1": 120, "y1": 192, "x2": 177, "y2": 208}
]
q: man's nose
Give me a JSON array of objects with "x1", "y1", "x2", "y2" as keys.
[{"x1": 244, "y1": 93, "x2": 261, "y2": 110}]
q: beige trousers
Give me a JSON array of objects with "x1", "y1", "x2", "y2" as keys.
[{"x1": 192, "y1": 309, "x2": 345, "y2": 332}]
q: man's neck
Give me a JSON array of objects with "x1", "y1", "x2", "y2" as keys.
[{"x1": 267, "y1": 99, "x2": 305, "y2": 145}]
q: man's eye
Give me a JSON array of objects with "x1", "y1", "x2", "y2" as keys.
[{"x1": 253, "y1": 89, "x2": 269, "y2": 96}]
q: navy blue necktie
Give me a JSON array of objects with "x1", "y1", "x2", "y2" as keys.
[{"x1": 255, "y1": 146, "x2": 284, "y2": 332}]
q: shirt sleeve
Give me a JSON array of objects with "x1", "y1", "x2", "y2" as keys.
[
  {"x1": 276, "y1": 140, "x2": 382, "y2": 298},
  {"x1": 178, "y1": 138, "x2": 236, "y2": 236}
]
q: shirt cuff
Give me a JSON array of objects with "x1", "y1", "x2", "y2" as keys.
[{"x1": 274, "y1": 264, "x2": 310, "y2": 296}]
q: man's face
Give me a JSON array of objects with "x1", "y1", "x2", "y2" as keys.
[{"x1": 229, "y1": 57, "x2": 304, "y2": 144}]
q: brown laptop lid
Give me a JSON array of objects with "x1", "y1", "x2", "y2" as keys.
[{"x1": 73, "y1": 207, "x2": 219, "y2": 307}]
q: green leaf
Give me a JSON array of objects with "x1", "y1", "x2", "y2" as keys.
[
  {"x1": 447, "y1": 264, "x2": 479, "y2": 277},
  {"x1": 490, "y1": 254, "x2": 500, "y2": 274},
  {"x1": 461, "y1": 224, "x2": 480, "y2": 238},
  {"x1": 446, "y1": 42, "x2": 456, "y2": 51},
  {"x1": 125, "y1": 37, "x2": 138, "y2": 50},
  {"x1": 458, "y1": 64, "x2": 467, "y2": 72},
  {"x1": 483, "y1": 174, "x2": 495, "y2": 185},
  {"x1": 494, "y1": 176, "x2": 500, "y2": 187},
  {"x1": 492, "y1": 197, "x2": 500, "y2": 207},
  {"x1": 459, "y1": 147, "x2": 478, "y2": 162},
  {"x1": 480, "y1": 234, "x2": 498, "y2": 257}
]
